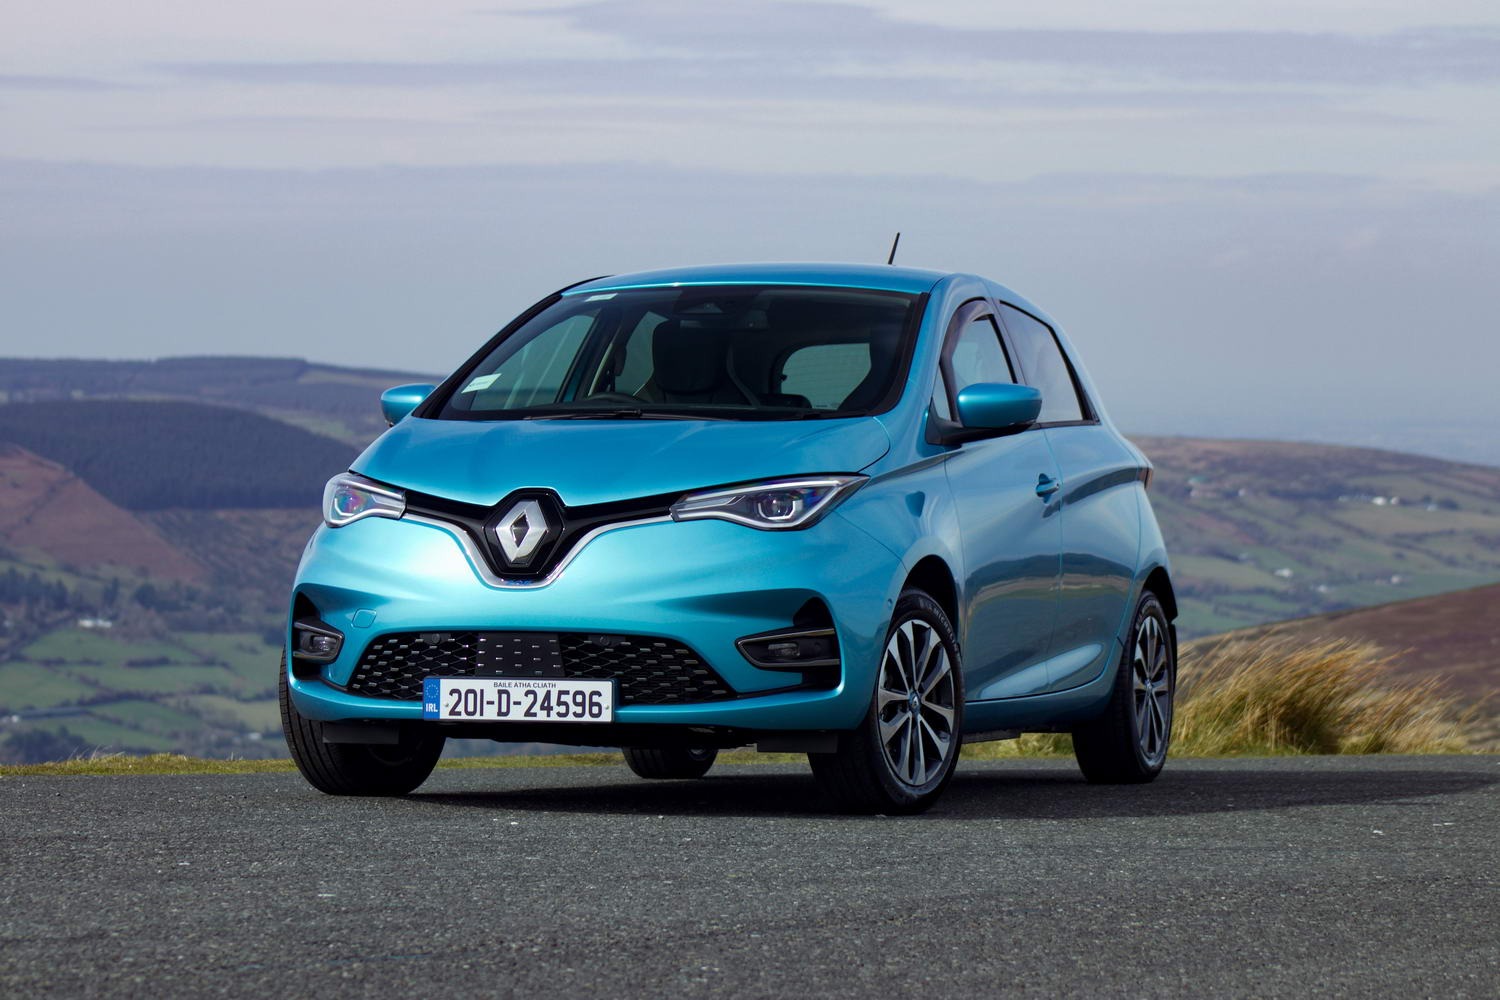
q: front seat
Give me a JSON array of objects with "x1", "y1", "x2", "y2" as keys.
[
  {"x1": 651, "y1": 321, "x2": 754, "y2": 405},
  {"x1": 837, "y1": 322, "x2": 904, "y2": 412}
]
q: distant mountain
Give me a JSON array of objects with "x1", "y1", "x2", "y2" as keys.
[
  {"x1": 1134, "y1": 436, "x2": 1500, "y2": 636},
  {"x1": 0, "y1": 356, "x2": 438, "y2": 445},
  {"x1": 3, "y1": 359, "x2": 1500, "y2": 761},
  {"x1": 0, "y1": 400, "x2": 356, "y2": 510}
]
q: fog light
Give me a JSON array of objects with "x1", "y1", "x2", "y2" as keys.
[
  {"x1": 292, "y1": 618, "x2": 344, "y2": 664},
  {"x1": 303, "y1": 634, "x2": 338, "y2": 656},
  {"x1": 736, "y1": 627, "x2": 840, "y2": 671}
]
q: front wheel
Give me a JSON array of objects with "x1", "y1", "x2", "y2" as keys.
[
  {"x1": 809, "y1": 589, "x2": 964, "y2": 814},
  {"x1": 280, "y1": 665, "x2": 445, "y2": 796},
  {"x1": 622, "y1": 747, "x2": 717, "y2": 779},
  {"x1": 1071, "y1": 591, "x2": 1175, "y2": 783}
]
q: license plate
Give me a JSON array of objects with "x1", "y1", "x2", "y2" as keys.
[{"x1": 423, "y1": 676, "x2": 615, "y2": 723}]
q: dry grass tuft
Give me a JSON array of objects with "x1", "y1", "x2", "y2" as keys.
[
  {"x1": 1172, "y1": 635, "x2": 1471, "y2": 756},
  {"x1": 967, "y1": 634, "x2": 1477, "y2": 760}
]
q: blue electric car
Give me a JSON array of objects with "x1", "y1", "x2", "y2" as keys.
[{"x1": 282, "y1": 262, "x2": 1176, "y2": 813}]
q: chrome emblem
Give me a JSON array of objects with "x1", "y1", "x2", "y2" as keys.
[{"x1": 493, "y1": 499, "x2": 550, "y2": 565}]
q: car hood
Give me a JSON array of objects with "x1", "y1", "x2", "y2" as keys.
[{"x1": 352, "y1": 416, "x2": 892, "y2": 508}]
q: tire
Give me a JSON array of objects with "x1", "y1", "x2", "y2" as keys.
[
  {"x1": 809, "y1": 589, "x2": 964, "y2": 814},
  {"x1": 1071, "y1": 591, "x2": 1175, "y2": 784},
  {"x1": 279, "y1": 661, "x2": 445, "y2": 796},
  {"x1": 622, "y1": 747, "x2": 717, "y2": 779}
]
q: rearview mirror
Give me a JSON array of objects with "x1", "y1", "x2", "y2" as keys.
[
  {"x1": 380, "y1": 383, "x2": 435, "y2": 426},
  {"x1": 954, "y1": 383, "x2": 1042, "y2": 433}
]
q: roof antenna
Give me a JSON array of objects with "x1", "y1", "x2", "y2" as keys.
[{"x1": 886, "y1": 232, "x2": 901, "y2": 265}]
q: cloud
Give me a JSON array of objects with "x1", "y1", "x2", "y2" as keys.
[
  {"x1": 0, "y1": 73, "x2": 120, "y2": 91},
  {"x1": 519, "y1": 2, "x2": 1500, "y2": 85},
  {"x1": 155, "y1": 54, "x2": 1422, "y2": 124}
]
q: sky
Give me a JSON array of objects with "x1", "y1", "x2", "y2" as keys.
[{"x1": 2, "y1": 1, "x2": 1499, "y2": 461}]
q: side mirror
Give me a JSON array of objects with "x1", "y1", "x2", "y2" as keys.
[
  {"x1": 953, "y1": 383, "x2": 1042, "y2": 434},
  {"x1": 380, "y1": 383, "x2": 435, "y2": 426}
]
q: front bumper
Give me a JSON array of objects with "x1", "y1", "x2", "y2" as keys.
[{"x1": 287, "y1": 510, "x2": 901, "y2": 734}]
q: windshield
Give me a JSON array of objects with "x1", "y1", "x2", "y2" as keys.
[{"x1": 435, "y1": 285, "x2": 922, "y2": 421}]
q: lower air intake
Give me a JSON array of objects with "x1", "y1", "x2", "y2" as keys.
[{"x1": 347, "y1": 631, "x2": 734, "y2": 705}]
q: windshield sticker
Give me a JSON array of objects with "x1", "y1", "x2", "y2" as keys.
[
  {"x1": 584, "y1": 293, "x2": 617, "y2": 301},
  {"x1": 461, "y1": 373, "x2": 500, "y2": 393}
]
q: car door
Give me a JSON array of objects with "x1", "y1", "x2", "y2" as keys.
[
  {"x1": 939, "y1": 300, "x2": 1063, "y2": 703},
  {"x1": 996, "y1": 303, "x2": 1140, "y2": 692}
]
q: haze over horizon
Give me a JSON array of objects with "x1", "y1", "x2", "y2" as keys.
[{"x1": 3, "y1": 1, "x2": 1498, "y2": 463}]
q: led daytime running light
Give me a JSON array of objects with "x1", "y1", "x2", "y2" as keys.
[
  {"x1": 323, "y1": 473, "x2": 406, "y2": 528},
  {"x1": 670, "y1": 476, "x2": 864, "y2": 531}
]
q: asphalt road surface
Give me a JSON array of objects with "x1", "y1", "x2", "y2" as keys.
[{"x1": 3, "y1": 755, "x2": 1498, "y2": 998}]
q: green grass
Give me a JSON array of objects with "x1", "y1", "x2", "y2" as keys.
[
  {"x1": 60, "y1": 662, "x2": 247, "y2": 697},
  {"x1": 0, "y1": 663, "x2": 89, "y2": 711},
  {"x1": 1171, "y1": 555, "x2": 1280, "y2": 589},
  {"x1": 0, "y1": 753, "x2": 298, "y2": 776},
  {"x1": 175, "y1": 694, "x2": 281, "y2": 732},
  {"x1": 43, "y1": 715, "x2": 176, "y2": 754},
  {"x1": 89, "y1": 699, "x2": 206, "y2": 734},
  {"x1": 20, "y1": 631, "x2": 196, "y2": 665}
]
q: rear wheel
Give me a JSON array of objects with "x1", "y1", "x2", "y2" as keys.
[
  {"x1": 622, "y1": 747, "x2": 717, "y2": 779},
  {"x1": 809, "y1": 589, "x2": 963, "y2": 814},
  {"x1": 1071, "y1": 592, "x2": 1174, "y2": 783},
  {"x1": 279, "y1": 664, "x2": 445, "y2": 796}
]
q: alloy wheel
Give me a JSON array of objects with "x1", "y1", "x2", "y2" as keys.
[
  {"x1": 1132, "y1": 614, "x2": 1173, "y2": 766},
  {"x1": 876, "y1": 619, "x2": 957, "y2": 787}
]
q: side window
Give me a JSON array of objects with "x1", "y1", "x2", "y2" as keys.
[
  {"x1": 999, "y1": 305, "x2": 1086, "y2": 424},
  {"x1": 948, "y1": 314, "x2": 1014, "y2": 390},
  {"x1": 780, "y1": 344, "x2": 871, "y2": 409}
]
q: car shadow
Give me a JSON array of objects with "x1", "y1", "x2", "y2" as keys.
[{"x1": 408, "y1": 759, "x2": 1500, "y2": 821}]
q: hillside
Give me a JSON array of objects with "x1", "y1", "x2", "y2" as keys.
[
  {"x1": 1213, "y1": 582, "x2": 1500, "y2": 701},
  {"x1": 0, "y1": 445, "x2": 204, "y2": 582},
  {"x1": 0, "y1": 400, "x2": 356, "y2": 510},
  {"x1": 2, "y1": 360, "x2": 1500, "y2": 762},
  {"x1": 1134, "y1": 436, "x2": 1500, "y2": 636},
  {"x1": 0, "y1": 356, "x2": 437, "y2": 445}
]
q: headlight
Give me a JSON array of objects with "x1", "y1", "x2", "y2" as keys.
[
  {"x1": 323, "y1": 472, "x2": 406, "y2": 528},
  {"x1": 670, "y1": 476, "x2": 865, "y2": 531}
]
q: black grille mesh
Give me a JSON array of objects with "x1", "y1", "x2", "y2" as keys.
[{"x1": 347, "y1": 631, "x2": 734, "y2": 705}]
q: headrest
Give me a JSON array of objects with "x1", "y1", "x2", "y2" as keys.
[
  {"x1": 866, "y1": 321, "x2": 904, "y2": 363},
  {"x1": 652, "y1": 321, "x2": 727, "y2": 394}
]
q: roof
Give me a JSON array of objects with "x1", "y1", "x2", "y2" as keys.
[{"x1": 564, "y1": 262, "x2": 951, "y2": 297}]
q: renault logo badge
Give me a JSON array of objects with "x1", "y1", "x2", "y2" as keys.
[{"x1": 493, "y1": 499, "x2": 550, "y2": 566}]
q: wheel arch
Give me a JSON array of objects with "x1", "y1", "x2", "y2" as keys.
[
  {"x1": 1141, "y1": 564, "x2": 1178, "y2": 621},
  {"x1": 902, "y1": 555, "x2": 959, "y2": 634}
]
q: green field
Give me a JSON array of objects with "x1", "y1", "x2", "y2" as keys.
[
  {"x1": 0, "y1": 626, "x2": 283, "y2": 761},
  {"x1": 1136, "y1": 436, "x2": 1500, "y2": 635}
]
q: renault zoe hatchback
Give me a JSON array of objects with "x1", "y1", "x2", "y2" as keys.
[{"x1": 282, "y1": 263, "x2": 1176, "y2": 813}]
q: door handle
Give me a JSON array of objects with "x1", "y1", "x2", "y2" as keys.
[{"x1": 1035, "y1": 474, "x2": 1062, "y2": 499}]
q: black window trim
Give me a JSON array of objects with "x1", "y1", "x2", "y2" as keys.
[
  {"x1": 415, "y1": 275, "x2": 605, "y2": 420},
  {"x1": 420, "y1": 283, "x2": 929, "y2": 422},
  {"x1": 991, "y1": 299, "x2": 1100, "y2": 429},
  {"x1": 926, "y1": 297, "x2": 1037, "y2": 446}
]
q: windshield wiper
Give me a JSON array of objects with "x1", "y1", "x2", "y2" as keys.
[
  {"x1": 759, "y1": 408, "x2": 842, "y2": 420},
  {"x1": 521, "y1": 408, "x2": 727, "y2": 421}
]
